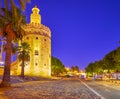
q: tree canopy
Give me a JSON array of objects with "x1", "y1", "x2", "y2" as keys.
[
  {"x1": 85, "y1": 47, "x2": 120, "y2": 75},
  {"x1": 51, "y1": 56, "x2": 65, "y2": 76}
]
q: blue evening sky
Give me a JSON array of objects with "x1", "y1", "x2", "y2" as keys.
[{"x1": 24, "y1": 0, "x2": 120, "y2": 70}]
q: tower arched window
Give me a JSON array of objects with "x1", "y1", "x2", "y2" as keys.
[
  {"x1": 35, "y1": 63, "x2": 38, "y2": 66},
  {"x1": 26, "y1": 37, "x2": 29, "y2": 40},
  {"x1": 36, "y1": 37, "x2": 38, "y2": 40},
  {"x1": 44, "y1": 39, "x2": 46, "y2": 41},
  {"x1": 35, "y1": 50, "x2": 39, "y2": 55}
]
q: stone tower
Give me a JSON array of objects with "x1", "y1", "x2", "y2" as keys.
[{"x1": 17, "y1": 6, "x2": 51, "y2": 77}]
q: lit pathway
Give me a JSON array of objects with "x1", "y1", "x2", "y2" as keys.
[{"x1": 0, "y1": 79, "x2": 100, "y2": 99}]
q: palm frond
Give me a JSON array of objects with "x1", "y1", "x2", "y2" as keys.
[
  {"x1": 17, "y1": 42, "x2": 31, "y2": 61},
  {"x1": 18, "y1": 0, "x2": 31, "y2": 11},
  {"x1": 4, "y1": 0, "x2": 9, "y2": 19}
]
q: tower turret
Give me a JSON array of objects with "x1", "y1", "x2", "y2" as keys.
[{"x1": 30, "y1": 6, "x2": 41, "y2": 24}]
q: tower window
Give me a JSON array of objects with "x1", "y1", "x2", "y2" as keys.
[
  {"x1": 26, "y1": 37, "x2": 29, "y2": 40},
  {"x1": 35, "y1": 63, "x2": 38, "y2": 66},
  {"x1": 36, "y1": 37, "x2": 38, "y2": 40},
  {"x1": 44, "y1": 39, "x2": 46, "y2": 41},
  {"x1": 35, "y1": 50, "x2": 39, "y2": 55}
]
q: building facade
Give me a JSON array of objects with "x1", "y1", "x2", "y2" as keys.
[{"x1": 17, "y1": 6, "x2": 51, "y2": 77}]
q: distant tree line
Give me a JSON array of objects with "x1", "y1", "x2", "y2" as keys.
[
  {"x1": 85, "y1": 47, "x2": 120, "y2": 76},
  {"x1": 51, "y1": 56, "x2": 80, "y2": 76}
]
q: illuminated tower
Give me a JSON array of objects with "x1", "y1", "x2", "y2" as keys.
[{"x1": 17, "y1": 6, "x2": 51, "y2": 77}]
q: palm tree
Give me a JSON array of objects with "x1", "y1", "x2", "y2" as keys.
[
  {"x1": 18, "y1": 42, "x2": 31, "y2": 79},
  {"x1": 0, "y1": 0, "x2": 30, "y2": 87}
]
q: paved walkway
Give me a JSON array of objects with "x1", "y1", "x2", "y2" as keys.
[
  {"x1": 0, "y1": 79, "x2": 100, "y2": 99},
  {"x1": 1, "y1": 77, "x2": 120, "y2": 99}
]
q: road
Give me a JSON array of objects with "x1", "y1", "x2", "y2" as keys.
[
  {"x1": 0, "y1": 78, "x2": 120, "y2": 99},
  {"x1": 84, "y1": 80, "x2": 120, "y2": 99}
]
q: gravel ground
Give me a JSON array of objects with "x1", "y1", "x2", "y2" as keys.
[{"x1": 0, "y1": 78, "x2": 100, "y2": 99}]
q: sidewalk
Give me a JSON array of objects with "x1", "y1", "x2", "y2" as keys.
[
  {"x1": 0, "y1": 76, "x2": 59, "y2": 99},
  {"x1": 0, "y1": 87, "x2": 9, "y2": 99},
  {"x1": 94, "y1": 80, "x2": 120, "y2": 91},
  {"x1": 85, "y1": 77, "x2": 120, "y2": 90}
]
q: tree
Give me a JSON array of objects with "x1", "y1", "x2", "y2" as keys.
[
  {"x1": 85, "y1": 46, "x2": 120, "y2": 78},
  {"x1": 96, "y1": 60, "x2": 104, "y2": 74},
  {"x1": 51, "y1": 56, "x2": 65, "y2": 76},
  {"x1": 103, "y1": 50, "x2": 116, "y2": 72},
  {"x1": 113, "y1": 47, "x2": 120, "y2": 72},
  {"x1": 0, "y1": 0, "x2": 30, "y2": 87},
  {"x1": 85, "y1": 62, "x2": 94, "y2": 76},
  {"x1": 17, "y1": 42, "x2": 31, "y2": 79}
]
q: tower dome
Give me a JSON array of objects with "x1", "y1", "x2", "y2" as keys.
[{"x1": 30, "y1": 6, "x2": 41, "y2": 24}]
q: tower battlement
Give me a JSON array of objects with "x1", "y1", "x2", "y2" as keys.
[{"x1": 22, "y1": 23, "x2": 51, "y2": 37}]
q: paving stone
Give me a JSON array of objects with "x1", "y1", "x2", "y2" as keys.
[{"x1": 1, "y1": 79, "x2": 101, "y2": 99}]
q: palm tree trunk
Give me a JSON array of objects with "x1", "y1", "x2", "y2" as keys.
[
  {"x1": 0, "y1": 35, "x2": 12, "y2": 87},
  {"x1": 21, "y1": 59, "x2": 25, "y2": 79},
  {"x1": 0, "y1": 24, "x2": 15, "y2": 87}
]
